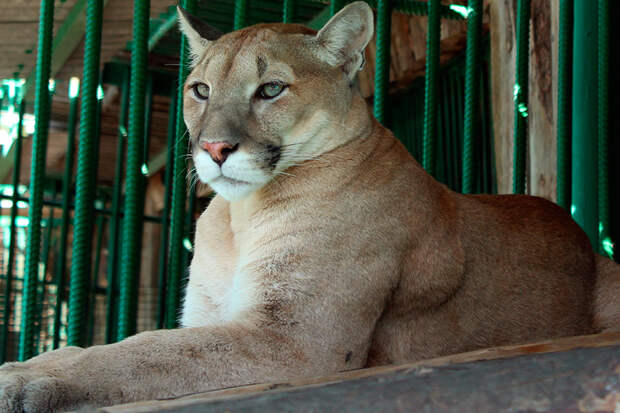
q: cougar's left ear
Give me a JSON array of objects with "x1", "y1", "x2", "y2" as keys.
[
  {"x1": 315, "y1": 1, "x2": 374, "y2": 80},
  {"x1": 177, "y1": 5, "x2": 223, "y2": 66}
]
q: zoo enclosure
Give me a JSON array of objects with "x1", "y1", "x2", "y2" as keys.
[{"x1": 0, "y1": 0, "x2": 617, "y2": 362}]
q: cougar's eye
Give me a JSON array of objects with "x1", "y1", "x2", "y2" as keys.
[
  {"x1": 258, "y1": 82, "x2": 285, "y2": 99},
  {"x1": 192, "y1": 83, "x2": 210, "y2": 100}
]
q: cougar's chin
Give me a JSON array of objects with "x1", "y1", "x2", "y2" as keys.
[
  {"x1": 193, "y1": 150, "x2": 272, "y2": 201},
  {"x1": 208, "y1": 176, "x2": 262, "y2": 201}
]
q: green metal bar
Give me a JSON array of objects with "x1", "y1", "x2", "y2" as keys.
[
  {"x1": 462, "y1": 0, "x2": 482, "y2": 194},
  {"x1": 106, "y1": 69, "x2": 129, "y2": 344},
  {"x1": 37, "y1": 205, "x2": 55, "y2": 354},
  {"x1": 442, "y1": 76, "x2": 457, "y2": 190},
  {"x1": 143, "y1": 74, "x2": 154, "y2": 169},
  {"x1": 68, "y1": 0, "x2": 104, "y2": 347},
  {"x1": 448, "y1": 73, "x2": 459, "y2": 188},
  {"x1": 87, "y1": 215, "x2": 106, "y2": 346},
  {"x1": 283, "y1": 0, "x2": 295, "y2": 23},
  {"x1": 330, "y1": 0, "x2": 344, "y2": 16},
  {"x1": 572, "y1": 0, "x2": 599, "y2": 247},
  {"x1": 86, "y1": 92, "x2": 104, "y2": 346},
  {"x1": 20, "y1": 0, "x2": 55, "y2": 362},
  {"x1": 167, "y1": 0, "x2": 197, "y2": 330},
  {"x1": 416, "y1": 88, "x2": 424, "y2": 159},
  {"x1": 444, "y1": 74, "x2": 457, "y2": 188},
  {"x1": 453, "y1": 72, "x2": 465, "y2": 190},
  {"x1": 52, "y1": 79, "x2": 79, "y2": 350},
  {"x1": 373, "y1": 0, "x2": 392, "y2": 124},
  {"x1": 557, "y1": 0, "x2": 573, "y2": 209},
  {"x1": 156, "y1": 86, "x2": 178, "y2": 329},
  {"x1": 598, "y1": 0, "x2": 611, "y2": 257},
  {"x1": 234, "y1": 0, "x2": 247, "y2": 30},
  {"x1": 0, "y1": 99, "x2": 25, "y2": 363},
  {"x1": 422, "y1": 0, "x2": 441, "y2": 177},
  {"x1": 512, "y1": 0, "x2": 531, "y2": 194},
  {"x1": 118, "y1": 0, "x2": 150, "y2": 340},
  {"x1": 436, "y1": 92, "x2": 446, "y2": 185}
]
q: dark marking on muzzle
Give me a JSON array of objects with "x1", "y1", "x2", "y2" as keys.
[{"x1": 265, "y1": 144, "x2": 281, "y2": 169}]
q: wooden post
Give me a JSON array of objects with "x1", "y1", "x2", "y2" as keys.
[{"x1": 490, "y1": 0, "x2": 559, "y2": 200}]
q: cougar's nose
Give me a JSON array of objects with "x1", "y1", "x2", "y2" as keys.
[{"x1": 199, "y1": 141, "x2": 238, "y2": 166}]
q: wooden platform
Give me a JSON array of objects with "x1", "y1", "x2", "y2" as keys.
[{"x1": 92, "y1": 332, "x2": 620, "y2": 412}]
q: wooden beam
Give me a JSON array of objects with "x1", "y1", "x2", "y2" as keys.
[
  {"x1": 101, "y1": 333, "x2": 620, "y2": 412},
  {"x1": 490, "y1": 0, "x2": 559, "y2": 199},
  {"x1": 489, "y1": 1, "x2": 517, "y2": 195}
]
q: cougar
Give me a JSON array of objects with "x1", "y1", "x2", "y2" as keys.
[{"x1": 1, "y1": 2, "x2": 618, "y2": 411}]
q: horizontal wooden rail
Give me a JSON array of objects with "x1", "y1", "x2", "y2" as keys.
[{"x1": 99, "y1": 332, "x2": 620, "y2": 412}]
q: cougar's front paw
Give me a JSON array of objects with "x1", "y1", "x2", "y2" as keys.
[
  {"x1": 0, "y1": 348, "x2": 84, "y2": 413},
  {"x1": 0, "y1": 371, "x2": 78, "y2": 413}
]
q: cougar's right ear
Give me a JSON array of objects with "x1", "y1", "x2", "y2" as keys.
[
  {"x1": 177, "y1": 5, "x2": 223, "y2": 65},
  {"x1": 315, "y1": 1, "x2": 374, "y2": 80}
]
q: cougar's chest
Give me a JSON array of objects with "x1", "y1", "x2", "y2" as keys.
[{"x1": 182, "y1": 245, "x2": 264, "y2": 327}]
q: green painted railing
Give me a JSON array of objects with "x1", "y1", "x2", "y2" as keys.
[
  {"x1": 54, "y1": 78, "x2": 79, "y2": 350},
  {"x1": 556, "y1": 0, "x2": 573, "y2": 210},
  {"x1": 166, "y1": 0, "x2": 198, "y2": 330},
  {"x1": 598, "y1": 0, "x2": 610, "y2": 257},
  {"x1": 422, "y1": 0, "x2": 441, "y2": 177},
  {"x1": 68, "y1": 0, "x2": 104, "y2": 347},
  {"x1": 572, "y1": 0, "x2": 599, "y2": 248},
  {"x1": 105, "y1": 68, "x2": 129, "y2": 344},
  {"x1": 118, "y1": 0, "x2": 151, "y2": 340},
  {"x1": 373, "y1": 0, "x2": 392, "y2": 124},
  {"x1": 512, "y1": 0, "x2": 531, "y2": 195},
  {"x1": 19, "y1": 0, "x2": 55, "y2": 361},
  {"x1": 462, "y1": 0, "x2": 482, "y2": 194}
]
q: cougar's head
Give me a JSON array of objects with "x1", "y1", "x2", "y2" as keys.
[{"x1": 178, "y1": 2, "x2": 374, "y2": 201}]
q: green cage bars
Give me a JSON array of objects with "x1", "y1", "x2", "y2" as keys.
[
  {"x1": 0, "y1": 0, "x2": 615, "y2": 361},
  {"x1": 19, "y1": 0, "x2": 55, "y2": 361}
]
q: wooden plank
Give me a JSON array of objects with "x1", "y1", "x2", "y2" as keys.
[
  {"x1": 528, "y1": 0, "x2": 558, "y2": 201},
  {"x1": 490, "y1": 0, "x2": 517, "y2": 195},
  {"x1": 99, "y1": 333, "x2": 620, "y2": 412},
  {"x1": 490, "y1": 0, "x2": 559, "y2": 199}
]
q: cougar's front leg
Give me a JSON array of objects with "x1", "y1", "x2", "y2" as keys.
[
  {"x1": 0, "y1": 257, "x2": 391, "y2": 413},
  {"x1": 0, "y1": 323, "x2": 333, "y2": 412}
]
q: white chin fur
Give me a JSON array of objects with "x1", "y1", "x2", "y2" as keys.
[
  {"x1": 193, "y1": 150, "x2": 271, "y2": 201},
  {"x1": 209, "y1": 177, "x2": 260, "y2": 201}
]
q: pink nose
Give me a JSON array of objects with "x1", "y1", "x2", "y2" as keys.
[{"x1": 200, "y1": 141, "x2": 238, "y2": 166}]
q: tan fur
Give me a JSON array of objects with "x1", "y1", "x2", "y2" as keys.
[{"x1": 1, "y1": 3, "x2": 619, "y2": 411}]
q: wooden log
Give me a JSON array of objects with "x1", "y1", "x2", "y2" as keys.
[
  {"x1": 490, "y1": 0, "x2": 517, "y2": 195},
  {"x1": 490, "y1": 0, "x2": 559, "y2": 198},
  {"x1": 98, "y1": 332, "x2": 620, "y2": 412},
  {"x1": 528, "y1": 0, "x2": 557, "y2": 201}
]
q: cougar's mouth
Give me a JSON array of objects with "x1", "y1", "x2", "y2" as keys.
[{"x1": 216, "y1": 175, "x2": 255, "y2": 186}]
